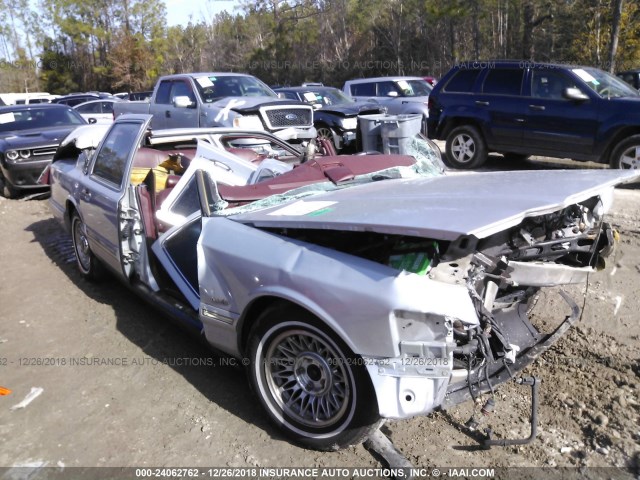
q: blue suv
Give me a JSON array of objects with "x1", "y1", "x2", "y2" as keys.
[{"x1": 427, "y1": 61, "x2": 640, "y2": 169}]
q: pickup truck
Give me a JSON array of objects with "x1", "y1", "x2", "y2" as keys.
[
  {"x1": 113, "y1": 73, "x2": 316, "y2": 141},
  {"x1": 47, "y1": 113, "x2": 639, "y2": 451}
]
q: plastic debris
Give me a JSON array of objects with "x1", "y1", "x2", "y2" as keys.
[{"x1": 10, "y1": 387, "x2": 43, "y2": 410}]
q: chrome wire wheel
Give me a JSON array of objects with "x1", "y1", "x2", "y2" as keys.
[
  {"x1": 72, "y1": 215, "x2": 92, "y2": 274},
  {"x1": 264, "y1": 328, "x2": 350, "y2": 428},
  {"x1": 248, "y1": 307, "x2": 381, "y2": 450}
]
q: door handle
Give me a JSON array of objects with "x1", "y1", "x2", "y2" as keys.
[
  {"x1": 475, "y1": 101, "x2": 490, "y2": 106},
  {"x1": 165, "y1": 110, "x2": 171, "y2": 118},
  {"x1": 529, "y1": 105, "x2": 545, "y2": 111}
]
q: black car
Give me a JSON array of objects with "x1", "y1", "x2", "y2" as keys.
[
  {"x1": 0, "y1": 104, "x2": 86, "y2": 197},
  {"x1": 617, "y1": 69, "x2": 640, "y2": 90},
  {"x1": 275, "y1": 86, "x2": 381, "y2": 151},
  {"x1": 427, "y1": 60, "x2": 640, "y2": 169}
]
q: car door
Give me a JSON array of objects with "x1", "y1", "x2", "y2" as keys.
[
  {"x1": 521, "y1": 69, "x2": 598, "y2": 157},
  {"x1": 164, "y1": 79, "x2": 200, "y2": 129},
  {"x1": 477, "y1": 67, "x2": 526, "y2": 149},
  {"x1": 78, "y1": 116, "x2": 151, "y2": 277}
]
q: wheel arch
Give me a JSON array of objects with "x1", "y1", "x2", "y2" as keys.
[
  {"x1": 600, "y1": 126, "x2": 640, "y2": 164},
  {"x1": 238, "y1": 294, "x2": 360, "y2": 361}
]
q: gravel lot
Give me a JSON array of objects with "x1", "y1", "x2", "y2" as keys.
[{"x1": 0, "y1": 154, "x2": 638, "y2": 478}]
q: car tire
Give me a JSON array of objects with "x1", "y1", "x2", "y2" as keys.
[
  {"x1": 247, "y1": 304, "x2": 382, "y2": 451},
  {"x1": 502, "y1": 152, "x2": 530, "y2": 162},
  {"x1": 445, "y1": 125, "x2": 487, "y2": 169},
  {"x1": 316, "y1": 125, "x2": 338, "y2": 151},
  {"x1": 0, "y1": 174, "x2": 16, "y2": 199},
  {"x1": 71, "y1": 212, "x2": 106, "y2": 281},
  {"x1": 610, "y1": 135, "x2": 640, "y2": 169}
]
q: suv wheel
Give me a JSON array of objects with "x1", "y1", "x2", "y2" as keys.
[
  {"x1": 445, "y1": 125, "x2": 487, "y2": 169},
  {"x1": 610, "y1": 135, "x2": 640, "y2": 169}
]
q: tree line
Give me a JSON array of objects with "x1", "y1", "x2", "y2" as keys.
[{"x1": 1, "y1": 0, "x2": 639, "y2": 94}]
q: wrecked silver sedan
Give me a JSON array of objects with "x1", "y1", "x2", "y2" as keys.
[{"x1": 48, "y1": 114, "x2": 638, "y2": 451}]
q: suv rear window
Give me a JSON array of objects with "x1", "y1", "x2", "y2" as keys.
[
  {"x1": 444, "y1": 69, "x2": 482, "y2": 92},
  {"x1": 482, "y1": 69, "x2": 524, "y2": 95}
]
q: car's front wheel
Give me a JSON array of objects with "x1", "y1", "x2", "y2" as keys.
[
  {"x1": 247, "y1": 304, "x2": 382, "y2": 451},
  {"x1": 0, "y1": 174, "x2": 16, "y2": 199},
  {"x1": 316, "y1": 125, "x2": 338, "y2": 152},
  {"x1": 610, "y1": 135, "x2": 640, "y2": 169},
  {"x1": 71, "y1": 212, "x2": 106, "y2": 281},
  {"x1": 445, "y1": 125, "x2": 487, "y2": 169}
]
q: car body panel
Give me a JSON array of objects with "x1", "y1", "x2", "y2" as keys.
[{"x1": 228, "y1": 169, "x2": 632, "y2": 241}]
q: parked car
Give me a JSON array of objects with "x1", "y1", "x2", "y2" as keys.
[
  {"x1": 616, "y1": 68, "x2": 640, "y2": 90},
  {"x1": 423, "y1": 76, "x2": 438, "y2": 86},
  {"x1": 0, "y1": 104, "x2": 86, "y2": 197},
  {"x1": 274, "y1": 86, "x2": 382, "y2": 150},
  {"x1": 342, "y1": 76, "x2": 432, "y2": 134},
  {"x1": 427, "y1": 60, "x2": 640, "y2": 169},
  {"x1": 113, "y1": 73, "x2": 316, "y2": 141},
  {"x1": 46, "y1": 113, "x2": 639, "y2": 450},
  {"x1": 54, "y1": 93, "x2": 119, "y2": 107},
  {"x1": 74, "y1": 99, "x2": 124, "y2": 124}
]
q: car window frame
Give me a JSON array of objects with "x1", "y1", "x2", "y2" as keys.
[{"x1": 90, "y1": 120, "x2": 144, "y2": 190}]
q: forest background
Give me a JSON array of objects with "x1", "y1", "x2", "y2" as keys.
[{"x1": 1, "y1": 0, "x2": 638, "y2": 94}]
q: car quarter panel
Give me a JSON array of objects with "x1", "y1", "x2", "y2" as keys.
[{"x1": 196, "y1": 216, "x2": 478, "y2": 359}]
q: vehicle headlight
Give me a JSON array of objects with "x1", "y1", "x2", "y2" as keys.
[
  {"x1": 233, "y1": 115, "x2": 264, "y2": 130},
  {"x1": 341, "y1": 117, "x2": 358, "y2": 130},
  {"x1": 19, "y1": 150, "x2": 31, "y2": 159},
  {"x1": 5, "y1": 150, "x2": 19, "y2": 162}
]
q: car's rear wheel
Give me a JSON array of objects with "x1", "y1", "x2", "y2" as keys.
[
  {"x1": 445, "y1": 125, "x2": 487, "y2": 169},
  {"x1": 247, "y1": 304, "x2": 382, "y2": 451},
  {"x1": 610, "y1": 135, "x2": 640, "y2": 169},
  {"x1": 71, "y1": 212, "x2": 106, "y2": 281}
]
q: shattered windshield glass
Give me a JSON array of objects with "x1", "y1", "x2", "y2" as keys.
[{"x1": 220, "y1": 136, "x2": 445, "y2": 217}]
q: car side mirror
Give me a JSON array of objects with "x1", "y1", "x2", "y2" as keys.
[
  {"x1": 88, "y1": 118, "x2": 97, "y2": 124},
  {"x1": 564, "y1": 87, "x2": 589, "y2": 101},
  {"x1": 173, "y1": 96, "x2": 195, "y2": 108}
]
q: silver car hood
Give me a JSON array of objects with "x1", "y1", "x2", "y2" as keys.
[{"x1": 229, "y1": 170, "x2": 639, "y2": 240}]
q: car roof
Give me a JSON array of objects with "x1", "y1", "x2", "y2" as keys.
[
  {"x1": 162, "y1": 72, "x2": 255, "y2": 80},
  {"x1": 345, "y1": 76, "x2": 426, "y2": 84},
  {"x1": 276, "y1": 86, "x2": 339, "y2": 92},
  {"x1": 0, "y1": 103, "x2": 74, "y2": 112},
  {"x1": 73, "y1": 99, "x2": 122, "y2": 108}
]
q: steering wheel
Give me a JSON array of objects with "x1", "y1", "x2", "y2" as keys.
[{"x1": 599, "y1": 87, "x2": 612, "y2": 97}]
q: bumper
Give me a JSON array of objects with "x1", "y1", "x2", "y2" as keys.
[
  {"x1": 1, "y1": 158, "x2": 51, "y2": 190},
  {"x1": 443, "y1": 290, "x2": 580, "y2": 408},
  {"x1": 272, "y1": 126, "x2": 317, "y2": 141},
  {"x1": 363, "y1": 290, "x2": 580, "y2": 419}
]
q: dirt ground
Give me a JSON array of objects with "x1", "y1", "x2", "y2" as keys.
[{"x1": 0, "y1": 155, "x2": 639, "y2": 477}]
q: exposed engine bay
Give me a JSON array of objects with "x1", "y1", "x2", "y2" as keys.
[{"x1": 263, "y1": 194, "x2": 614, "y2": 415}]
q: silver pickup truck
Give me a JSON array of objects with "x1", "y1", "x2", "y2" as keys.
[{"x1": 114, "y1": 73, "x2": 316, "y2": 141}]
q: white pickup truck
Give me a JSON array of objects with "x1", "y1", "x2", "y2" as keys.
[{"x1": 114, "y1": 72, "x2": 316, "y2": 141}]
